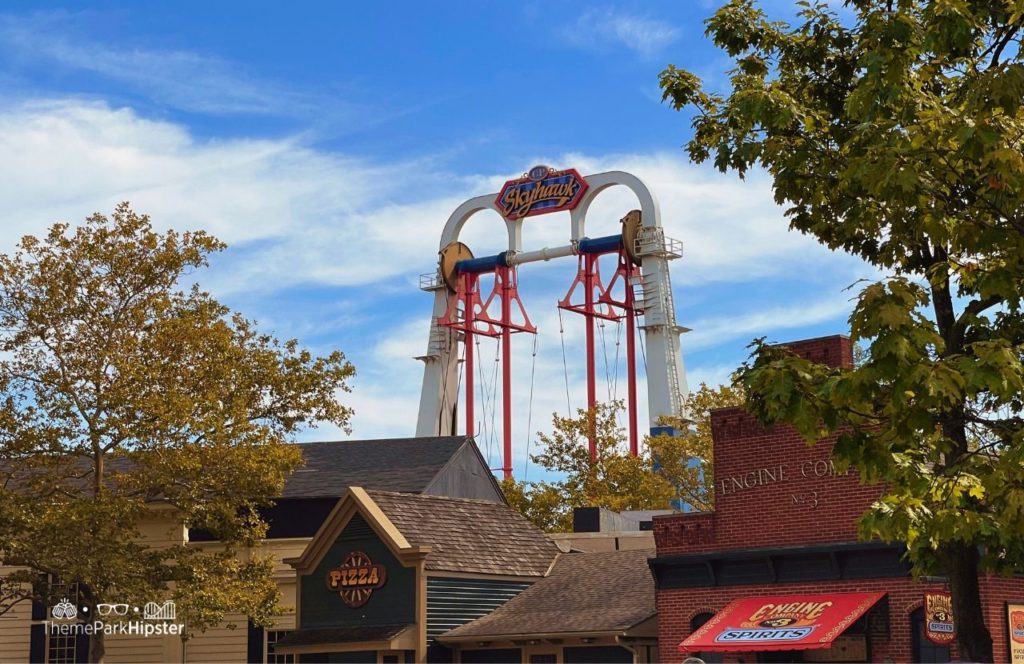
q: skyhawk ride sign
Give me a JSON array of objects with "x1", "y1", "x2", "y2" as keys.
[{"x1": 495, "y1": 165, "x2": 588, "y2": 220}]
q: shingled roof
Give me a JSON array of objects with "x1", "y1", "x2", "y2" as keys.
[
  {"x1": 440, "y1": 548, "x2": 656, "y2": 640},
  {"x1": 283, "y1": 436, "x2": 475, "y2": 498},
  {"x1": 367, "y1": 490, "x2": 560, "y2": 577}
]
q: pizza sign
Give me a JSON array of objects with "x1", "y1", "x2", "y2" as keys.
[
  {"x1": 495, "y1": 165, "x2": 588, "y2": 220},
  {"x1": 326, "y1": 551, "x2": 387, "y2": 608}
]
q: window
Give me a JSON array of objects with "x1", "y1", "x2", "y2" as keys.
[
  {"x1": 31, "y1": 577, "x2": 87, "y2": 664},
  {"x1": 690, "y1": 613, "x2": 724, "y2": 664},
  {"x1": 529, "y1": 655, "x2": 557, "y2": 664},
  {"x1": 911, "y1": 608, "x2": 951, "y2": 663},
  {"x1": 266, "y1": 629, "x2": 295, "y2": 664},
  {"x1": 46, "y1": 631, "x2": 79, "y2": 664}
]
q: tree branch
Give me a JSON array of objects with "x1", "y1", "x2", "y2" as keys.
[{"x1": 951, "y1": 295, "x2": 1004, "y2": 350}]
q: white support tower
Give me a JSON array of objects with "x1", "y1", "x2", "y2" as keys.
[{"x1": 634, "y1": 226, "x2": 689, "y2": 425}]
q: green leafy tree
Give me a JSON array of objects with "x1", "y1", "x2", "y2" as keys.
[
  {"x1": 503, "y1": 384, "x2": 743, "y2": 531},
  {"x1": 660, "y1": 2, "x2": 1024, "y2": 660},
  {"x1": 0, "y1": 205, "x2": 355, "y2": 662},
  {"x1": 499, "y1": 478, "x2": 569, "y2": 533}
]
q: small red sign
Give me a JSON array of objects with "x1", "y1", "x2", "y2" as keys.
[{"x1": 495, "y1": 166, "x2": 588, "y2": 220}]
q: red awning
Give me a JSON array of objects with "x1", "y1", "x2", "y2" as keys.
[{"x1": 680, "y1": 591, "x2": 885, "y2": 653}]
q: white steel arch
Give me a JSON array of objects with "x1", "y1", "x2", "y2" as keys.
[{"x1": 415, "y1": 170, "x2": 688, "y2": 438}]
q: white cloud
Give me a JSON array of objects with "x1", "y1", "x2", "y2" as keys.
[
  {"x1": 0, "y1": 98, "x2": 871, "y2": 472},
  {"x1": 0, "y1": 100, "x2": 473, "y2": 296},
  {"x1": 685, "y1": 296, "x2": 855, "y2": 351},
  {"x1": 562, "y1": 8, "x2": 680, "y2": 58},
  {"x1": 0, "y1": 101, "x2": 869, "y2": 299},
  {"x1": 0, "y1": 12, "x2": 332, "y2": 117},
  {"x1": 687, "y1": 363, "x2": 738, "y2": 390}
]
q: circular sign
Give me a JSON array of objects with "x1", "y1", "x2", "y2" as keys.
[
  {"x1": 325, "y1": 551, "x2": 388, "y2": 608},
  {"x1": 528, "y1": 165, "x2": 551, "y2": 181}
]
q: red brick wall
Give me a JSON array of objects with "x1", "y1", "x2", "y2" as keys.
[
  {"x1": 781, "y1": 334, "x2": 854, "y2": 370},
  {"x1": 978, "y1": 576, "x2": 1024, "y2": 664},
  {"x1": 655, "y1": 336, "x2": 879, "y2": 557},
  {"x1": 658, "y1": 578, "x2": 955, "y2": 664},
  {"x1": 652, "y1": 335, "x2": 1024, "y2": 662},
  {"x1": 659, "y1": 576, "x2": 1024, "y2": 664},
  {"x1": 655, "y1": 405, "x2": 883, "y2": 556}
]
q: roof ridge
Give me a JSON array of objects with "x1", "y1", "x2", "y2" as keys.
[
  {"x1": 290, "y1": 436, "x2": 466, "y2": 447},
  {"x1": 562, "y1": 547, "x2": 656, "y2": 557},
  {"x1": 366, "y1": 489, "x2": 510, "y2": 506}
]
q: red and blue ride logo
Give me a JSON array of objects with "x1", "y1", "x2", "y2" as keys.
[{"x1": 495, "y1": 165, "x2": 589, "y2": 220}]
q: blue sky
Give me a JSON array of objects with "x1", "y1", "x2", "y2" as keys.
[{"x1": 0, "y1": 2, "x2": 871, "y2": 477}]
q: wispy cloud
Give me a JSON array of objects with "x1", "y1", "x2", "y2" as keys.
[
  {"x1": 562, "y1": 8, "x2": 680, "y2": 58},
  {"x1": 0, "y1": 99, "x2": 871, "y2": 296},
  {"x1": 0, "y1": 12, "x2": 356, "y2": 119},
  {"x1": 0, "y1": 97, "x2": 872, "y2": 455},
  {"x1": 685, "y1": 297, "x2": 854, "y2": 351}
]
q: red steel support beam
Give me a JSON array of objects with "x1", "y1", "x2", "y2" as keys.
[
  {"x1": 463, "y1": 271, "x2": 474, "y2": 439},
  {"x1": 584, "y1": 253, "x2": 598, "y2": 460},
  {"x1": 499, "y1": 266, "x2": 513, "y2": 480},
  {"x1": 439, "y1": 265, "x2": 534, "y2": 477}
]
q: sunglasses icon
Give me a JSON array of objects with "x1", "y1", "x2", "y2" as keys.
[{"x1": 96, "y1": 603, "x2": 130, "y2": 616}]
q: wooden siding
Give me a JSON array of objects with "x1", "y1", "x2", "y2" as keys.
[
  {"x1": 0, "y1": 574, "x2": 31, "y2": 663},
  {"x1": 426, "y1": 578, "x2": 530, "y2": 639},
  {"x1": 104, "y1": 631, "x2": 175, "y2": 663},
  {"x1": 183, "y1": 612, "x2": 249, "y2": 662},
  {"x1": 423, "y1": 443, "x2": 504, "y2": 503}
]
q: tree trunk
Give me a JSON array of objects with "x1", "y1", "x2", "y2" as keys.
[
  {"x1": 943, "y1": 541, "x2": 994, "y2": 662},
  {"x1": 89, "y1": 626, "x2": 105, "y2": 663},
  {"x1": 930, "y1": 270, "x2": 994, "y2": 662}
]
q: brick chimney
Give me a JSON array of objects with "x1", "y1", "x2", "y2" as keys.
[{"x1": 779, "y1": 334, "x2": 853, "y2": 369}]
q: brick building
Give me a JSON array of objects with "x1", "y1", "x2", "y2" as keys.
[{"x1": 648, "y1": 335, "x2": 1024, "y2": 663}]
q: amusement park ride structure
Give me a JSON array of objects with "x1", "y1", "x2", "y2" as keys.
[{"x1": 416, "y1": 167, "x2": 689, "y2": 480}]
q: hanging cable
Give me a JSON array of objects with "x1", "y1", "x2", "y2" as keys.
[
  {"x1": 523, "y1": 333, "x2": 539, "y2": 481},
  {"x1": 611, "y1": 318, "x2": 623, "y2": 401},
  {"x1": 557, "y1": 308, "x2": 572, "y2": 414},
  {"x1": 598, "y1": 318, "x2": 613, "y2": 403},
  {"x1": 610, "y1": 317, "x2": 624, "y2": 429},
  {"x1": 638, "y1": 318, "x2": 648, "y2": 378},
  {"x1": 488, "y1": 337, "x2": 500, "y2": 466},
  {"x1": 475, "y1": 336, "x2": 493, "y2": 466}
]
